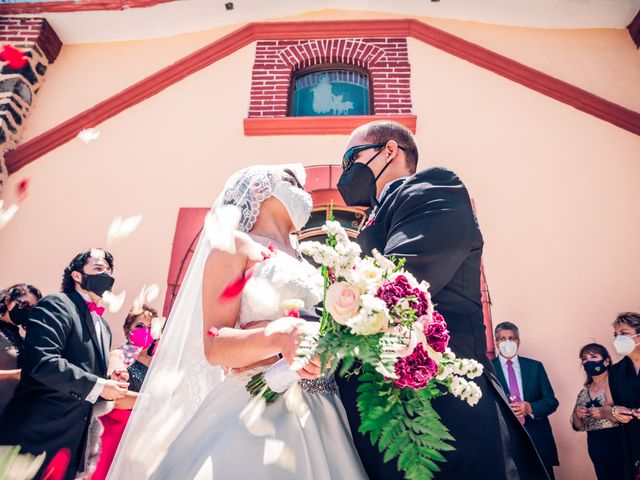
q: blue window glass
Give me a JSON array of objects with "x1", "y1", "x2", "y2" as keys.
[{"x1": 290, "y1": 68, "x2": 370, "y2": 117}]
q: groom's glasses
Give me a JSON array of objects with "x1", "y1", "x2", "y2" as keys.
[
  {"x1": 341, "y1": 143, "x2": 385, "y2": 170},
  {"x1": 342, "y1": 143, "x2": 407, "y2": 170}
]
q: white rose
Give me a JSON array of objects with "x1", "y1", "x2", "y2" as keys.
[
  {"x1": 326, "y1": 282, "x2": 361, "y2": 325},
  {"x1": 347, "y1": 310, "x2": 389, "y2": 336},
  {"x1": 347, "y1": 295, "x2": 389, "y2": 335}
]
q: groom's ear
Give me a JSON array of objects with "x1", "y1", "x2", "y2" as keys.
[{"x1": 384, "y1": 140, "x2": 400, "y2": 162}]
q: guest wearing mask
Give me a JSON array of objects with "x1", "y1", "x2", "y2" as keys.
[
  {"x1": 92, "y1": 305, "x2": 161, "y2": 480},
  {"x1": 571, "y1": 343, "x2": 625, "y2": 479},
  {"x1": 114, "y1": 304, "x2": 154, "y2": 368},
  {"x1": 606, "y1": 312, "x2": 640, "y2": 478},
  {"x1": 491, "y1": 322, "x2": 560, "y2": 479},
  {"x1": 0, "y1": 249, "x2": 129, "y2": 480},
  {"x1": 0, "y1": 283, "x2": 42, "y2": 414}
]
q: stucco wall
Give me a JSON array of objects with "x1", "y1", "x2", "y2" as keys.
[{"x1": 1, "y1": 11, "x2": 639, "y2": 479}]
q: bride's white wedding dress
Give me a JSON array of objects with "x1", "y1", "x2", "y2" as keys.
[{"x1": 150, "y1": 250, "x2": 368, "y2": 479}]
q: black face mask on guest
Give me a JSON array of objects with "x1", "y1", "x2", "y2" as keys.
[
  {"x1": 81, "y1": 272, "x2": 115, "y2": 297},
  {"x1": 337, "y1": 148, "x2": 393, "y2": 208},
  {"x1": 9, "y1": 303, "x2": 30, "y2": 326}
]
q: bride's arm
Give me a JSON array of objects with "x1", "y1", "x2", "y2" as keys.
[{"x1": 202, "y1": 240, "x2": 290, "y2": 369}]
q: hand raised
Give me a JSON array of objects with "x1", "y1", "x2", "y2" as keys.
[{"x1": 101, "y1": 379, "x2": 129, "y2": 400}]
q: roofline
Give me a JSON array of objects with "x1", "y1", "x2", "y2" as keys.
[{"x1": 6, "y1": 18, "x2": 640, "y2": 174}]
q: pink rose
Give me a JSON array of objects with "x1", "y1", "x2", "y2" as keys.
[{"x1": 326, "y1": 282, "x2": 361, "y2": 325}]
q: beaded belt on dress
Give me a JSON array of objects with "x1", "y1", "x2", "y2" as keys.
[{"x1": 299, "y1": 376, "x2": 338, "y2": 395}]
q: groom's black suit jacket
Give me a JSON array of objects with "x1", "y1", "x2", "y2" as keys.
[
  {"x1": 336, "y1": 167, "x2": 548, "y2": 479},
  {"x1": 0, "y1": 291, "x2": 111, "y2": 480}
]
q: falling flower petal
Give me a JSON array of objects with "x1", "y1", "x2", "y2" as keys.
[
  {"x1": 77, "y1": 128, "x2": 100, "y2": 143},
  {"x1": 239, "y1": 388, "x2": 276, "y2": 437},
  {"x1": 205, "y1": 205, "x2": 241, "y2": 254},
  {"x1": 106, "y1": 215, "x2": 142, "y2": 246},
  {"x1": 206, "y1": 326, "x2": 219, "y2": 337},
  {"x1": 283, "y1": 382, "x2": 310, "y2": 424},
  {"x1": 90, "y1": 248, "x2": 106, "y2": 260},
  {"x1": 145, "y1": 283, "x2": 160, "y2": 303},
  {"x1": 0, "y1": 203, "x2": 19, "y2": 230},
  {"x1": 263, "y1": 316, "x2": 306, "y2": 337},
  {"x1": 263, "y1": 438, "x2": 296, "y2": 472},
  {"x1": 102, "y1": 290, "x2": 126, "y2": 313},
  {"x1": 16, "y1": 178, "x2": 29, "y2": 203},
  {"x1": 0, "y1": 44, "x2": 27, "y2": 69},
  {"x1": 150, "y1": 315, "x2": 166, "y2": 339},
  {"x1": 220, "y1": 268, "x2": 254, "y2": 300}
]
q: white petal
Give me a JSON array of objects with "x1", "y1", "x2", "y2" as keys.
[
  {"x1": 77, "y1": 127, "x2": 100, "y2": 143},
  {"x1": 205, "y1": 205, "x2": 241, "y2": 254},
  {"x1": 102, "y1": 290, "x2": 126, "y2": 313},
  {"x1": 144, "y1": 283, "x2": 160, "y2": 303},
  {"x1": 239, "y1": 390, "x2": 275, "y2": 437},
  {"x1": 150, "y1": 316, "x2": 166, "y2": 339},
  {"x1": 90, "y1": 248, "x2": 106, "y2": 260},
  {"x1": 264, "y1": 316, "x2": 305, "y2": 336},
  {"x1": 375, "y1": 362, "x2": 398, "y2": 379},
  {"x1": 106, "y1": 215, "x2": 142, "y2": 246},
  {"x1": 0, "y1": 204, "x2": 19, "y2": 230},
  {"x1": 283, "y1": 382, "x2": 310, "y2": 423}
]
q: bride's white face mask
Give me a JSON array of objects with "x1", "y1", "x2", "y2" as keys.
[{"x1": 272, "y1": 181, "x2": 313, "y2": 231}]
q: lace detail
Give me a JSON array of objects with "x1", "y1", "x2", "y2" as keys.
[{"x1": 238, "y1": 251, "x2": 323, "y2": 326}]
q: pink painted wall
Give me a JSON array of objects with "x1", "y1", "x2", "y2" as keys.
[{"x1": 1, "y1": 11, "x2": 639, "y2": 479}]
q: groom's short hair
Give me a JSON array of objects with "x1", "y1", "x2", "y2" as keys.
[{"x1": 359, "y1": 120, "x2": 419, "y2": 173}]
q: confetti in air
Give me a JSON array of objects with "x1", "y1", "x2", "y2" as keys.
[
  {"x1": 77, "y1": 128, "x2": 101, "y2": 144},
  {"x1": 16, "y1": 178, "x2": 29, "y2": 203},
  {"x1": 0, "y1": 201, "x2": 19, "y2": 230},
  {"x1": 90, "y1": 248, "x2": 106, "y2": 260},
  {"x1": 0, "y1": 44, "x2": 27, "y2": 69},
  {"x1": 204, "y1": 205, "x2": 241, "y2": 254},
  {"x1": 102, "y1": 290, "x2": 126, "y2": 314},
  {"x1": 106, "y1": 215, "x2": 142, "y2": 246},
  {"x1": 132, "y1": 283, "x2": 160, "y2": 314}
]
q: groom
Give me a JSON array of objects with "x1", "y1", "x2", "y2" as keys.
[
  {"x1": 0, "y1": 249, "x2": 129, "y2": 480},
  {"x1": 335, "y1": 121, "x2": 548, "y2": 479}
]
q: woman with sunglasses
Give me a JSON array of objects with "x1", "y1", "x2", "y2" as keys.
[{"x1": 0, "y1": 283, "x2": 42, "y2": 415}]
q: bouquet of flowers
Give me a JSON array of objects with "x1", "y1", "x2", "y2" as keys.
[{"x1": 247, "y1": 219, "x2": 484, "y2": 478}]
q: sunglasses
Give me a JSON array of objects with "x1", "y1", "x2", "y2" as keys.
[
  {"x1": 342, "y1": 143, "x2": 407, "y2": 170},
  {"x1": 13, "y1": 299, "x2": 32, "y2": 310}
]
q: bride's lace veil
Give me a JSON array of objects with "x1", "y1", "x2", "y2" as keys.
[{"x1": 108, "y1": 164, "x2": 306, "y2": 478}]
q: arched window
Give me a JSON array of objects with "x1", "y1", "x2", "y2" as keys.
[{"x1": 289, "y1": 65, "x2": 371, "y2": 117}]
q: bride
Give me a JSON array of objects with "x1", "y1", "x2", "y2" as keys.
[{"x1": 108, "y1": 164, "x2": 367, "y2": 479}]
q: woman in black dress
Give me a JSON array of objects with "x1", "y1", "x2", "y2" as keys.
[
  {"x1": 606, "y1": 312, "x2": 640, "y2": 479},
  {"x1": 0, "y1": 283, "x2": 41, "y2": 414},
  {"x1": 572, "y1": 343, "x2": 626, "y2": 479}
]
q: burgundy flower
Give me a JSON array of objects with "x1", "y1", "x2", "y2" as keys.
[
  {"x1": 376, "y1": 275, "x2": 413, "y2": 308},
  {"x1": 411, "y1": 289, "x2": 429, "y2": 317},
  {"x1": 425, "y1": 320, "x2": 450, "y2": 353},
  {"x1": 431, "y1": 310, "x2": 446, "y2": 324},
  {"x1": 393, "y1": 343, "x2": 438, "y2": 390}
]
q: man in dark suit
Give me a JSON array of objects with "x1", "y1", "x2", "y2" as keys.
[
  {"x1": 0, "y1": 249, "x2": 129, "y2": 480},
  {"x1": 336, "y1": 120, "x2": 548, "y2": 479},
  {"x1": 491, "y1": 321, "x2": 560, "y2": 479}
]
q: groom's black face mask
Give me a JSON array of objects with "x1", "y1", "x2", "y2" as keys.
[
  {"x1": 337, "y1": 146, "x2": 393, "y2": 208},
  {"x1": 80, "y1": 272, "x2": 115, "y2": 297}
]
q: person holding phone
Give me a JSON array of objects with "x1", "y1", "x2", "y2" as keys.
[{"x1": 572, "y1": 343, "x2": 626, "y2": 479}]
